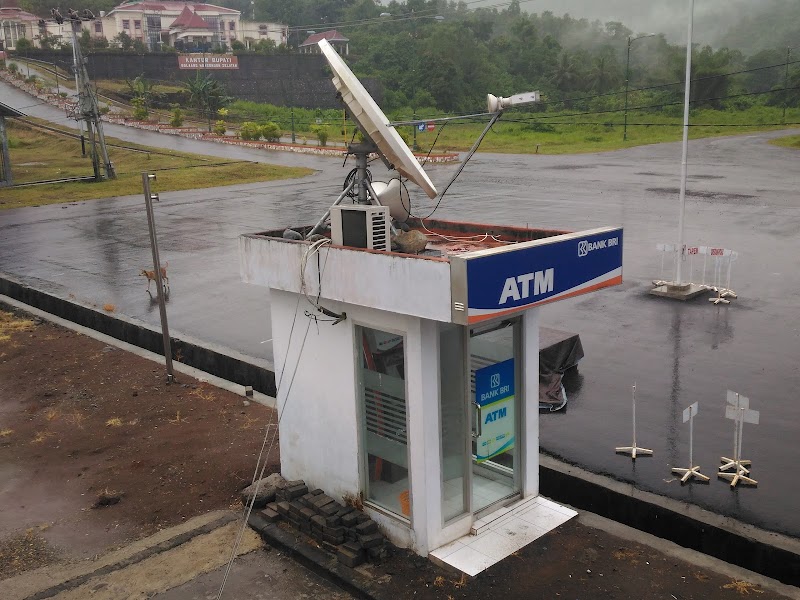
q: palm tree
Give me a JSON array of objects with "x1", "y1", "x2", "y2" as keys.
[
  {"x1": 184, "y1": 72, "x2": 229, "y2": 131},
  {"x1": 551, "y1": 51, "x2": 578, "y2": 95}
]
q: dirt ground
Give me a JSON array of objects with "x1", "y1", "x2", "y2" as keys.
[
  {"x1": 0, "y1": 307, "x2": 794, "y2": 599},
  {"x1": 374, "y1": 518, "x2": 793, "y2": 600},
  {"x1": 0, "y1": 308, "x2": 279, "y2": 580}
]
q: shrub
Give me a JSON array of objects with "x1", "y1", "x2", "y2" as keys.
[
  {"x1": 25, "y1": 75, "x2": 37, "y2": 85},
  {"x1": 584, "y1": 135, "x2": 602, "y2": 142},
  {"x1": 99, "y1": 105, "x2": 110, "y2": 115},
  {"x1": 239, "y1": 121, "x2": 261, "y2": 140},
  {"x1": 131, "y1": 96, "x2": 148, "y2": 120},
  {"x1": 312, "y1": 124, "x2": 329, "y2": 146},
  {"x1": 260, "y1": 121, "x2": 281, "y2": 142},
  {"x1": 7, "y1": 62, "x2": 18, "y2": 74},
  {"x1": 169, "y1": 107, "x2": 184, "y2": 127},
  {"x1": 213, "y1": 120, "x2": 226, "y2": 135},
  {"x1": 58, "y1": 91, "x2": 68, "y2": 98}
]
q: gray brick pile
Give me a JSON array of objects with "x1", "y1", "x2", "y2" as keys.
[{"x1": 256, "y1": 478, "x2": 390, "y2": 568}]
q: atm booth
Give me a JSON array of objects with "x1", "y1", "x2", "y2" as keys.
[{"x1": 240, "y1": 217, "x2": 623, "y2": 560}]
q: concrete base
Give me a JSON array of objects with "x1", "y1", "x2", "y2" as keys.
[{"x1": 649, "y1": 282, "x2": 709, "y2": 301}]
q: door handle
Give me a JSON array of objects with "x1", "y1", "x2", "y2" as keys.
[{"x1": 473, "y1": 401, "x2": 482, "y2": 439}]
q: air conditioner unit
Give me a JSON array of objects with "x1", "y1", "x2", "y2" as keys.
[{"x1": 330, "y1": 205, "x2": 390, "y2": 251}]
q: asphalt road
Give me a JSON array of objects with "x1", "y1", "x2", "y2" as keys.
[{"x1": 2, "y1": 79, "x2": 800, "y2": 539}]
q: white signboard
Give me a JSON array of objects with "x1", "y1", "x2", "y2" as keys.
[
  {"x1": 726, "y1": 390, "x2": 749, "y2": 409},
  {"x1": 725, "y1": 406, "x2": 760, "y2": 425},
  {"x1": 682, "y1": 401, "x2": 698, "y2": 423}
]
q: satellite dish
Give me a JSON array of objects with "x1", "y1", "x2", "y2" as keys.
[
  {"x1": 318, "y1": 39, "x2": 438, "y2": 200},
  {"x1": 371, "y1": 179, "x2": 411, "y2": 222}
]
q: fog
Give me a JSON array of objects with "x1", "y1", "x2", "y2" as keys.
[{"x1": 475, "y1": 0, "x2": 769, "y2": 45}]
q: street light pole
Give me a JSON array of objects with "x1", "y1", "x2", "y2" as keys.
[
  {"x1": 623, "y1": 33, "x2": 655, "y2": 142},
  {"x1": 675, "y1": 0, "x2": 695, "y2": 287}
]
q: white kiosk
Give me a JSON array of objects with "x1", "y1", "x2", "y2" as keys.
[{"x1": 239, "y1": 40, "x2": 624, "y2": 571}]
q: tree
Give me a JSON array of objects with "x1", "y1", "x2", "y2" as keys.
[
  {"x1": 184, "y1": 71, "x2": 230, "y2": 131},
  {"x1": 15, "y1": 38, "x2": 33, "y2": 52},
  {"x1": 113, "y1": 31, "x2": 135, "y2": 52}
]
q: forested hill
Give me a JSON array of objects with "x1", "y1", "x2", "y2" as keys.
[
  {"x1": 715, "y1": 0, "x2": 800, "y2": 55},
  {"x1": 236, "y1": 0, "x2": 798, "y2": 115}
]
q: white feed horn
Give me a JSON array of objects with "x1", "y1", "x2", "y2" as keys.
[{"x1": 371, "y1": 179, "x2": 411, "y2": 222}]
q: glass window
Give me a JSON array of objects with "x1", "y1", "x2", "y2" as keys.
[
  {"x1": 134, "y1": 20, "x2": 141, "y2": 30},
  {"x1": 440, "y1": 323, "x2": 469, "y2": 521},
  {"x1": 94, "y1": 22, "x2": 102, "y2": 33},
  {"x1": 229, "y1": 20, "x2": 235, "y2": 31},
  {"x1": 122, "y1": 19, "x2": 130, "y2": 29},
  {"x1": 357, "y1": 326, "x2": 409, "y2": 518}
]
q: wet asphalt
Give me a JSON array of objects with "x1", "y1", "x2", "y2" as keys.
[{"x1": 2, "y1": 80, "x2": 800, "y2": 539}]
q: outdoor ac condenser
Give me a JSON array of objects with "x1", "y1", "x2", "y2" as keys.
[{"x1": 330, "y1": 205, "x2": 390, "y2": 251}]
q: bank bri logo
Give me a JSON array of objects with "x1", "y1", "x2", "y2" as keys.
[{"x1": 578, "y1": 235, "x2": 619, "y2": 257}]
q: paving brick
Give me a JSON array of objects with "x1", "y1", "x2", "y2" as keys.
[
  {"x1": 336, "y1": 506, "x2": 354, "y2": 517},
  {"x1": 325, "y1": 514, "x2": 342, "y2": 527},
  {"x1": 319, "y1": 502, "x2": 340, "y2": 517},
  {"x1": 337, "y1": 547, "x2": 365, "y2": 568},
  {"x1": 311, "y1": 515, "x2": 326, "y2": 530},
  {"x1": 299, "y1": 521, "x2": 311, "y2": 534},
  {"x1": 285, "y1": 479, "x2": 305, "y2": 488},
  {"x1": 312, "y1": 494, "x2": 335, "y2": 510},
  {"x1": 299, "y1": 507, "x2": 315, "y2": 522},
  {"x1": 355, "y1": 520, "x2": 377, "y2": 535},
  {"x1": 321, "y1": 540, "x2": 340, "y2": 554},
  {"x1": 286, "y1": 484, "x2": 309, "y2": 500},
  {"x1": 359, "y1": 533, "x2": 384, "y2": 549},
  {"x1": 266, "y1": 502, "x2": 279, "y2": 512},
  {"x1": 323, "y1": 525, "x2": 345, "y2": 537},
  {"x1": 300, "y1": 493, "x2": 317, "y2": 507},
  {"x1": 276, "y1": 501, "x2": 291, "y2": 516},
  {"x1": 342, "y1": 541, "x2": 362, "y2": 553},
  {"x1": 341, "y1": 512, "x2": 359, "y2": 527},
  {"x1": 346, "y1": 529, "x2": 359, "y2": 542},
  {"x1": 310, "y1": 488, "x2": 325, "y2": 496},
  {"x1": 289, "y1": 501, "x2": 304, "y2": 517},
  {"x1": 259, "y1": 508, "x2": 281, "y2": 523},
  {"x1": 323, "y1": 532, "x2": 345, "y2": 545},
  {"x1": 356, "y1": 513, "x2": 370, "y2": 524}
]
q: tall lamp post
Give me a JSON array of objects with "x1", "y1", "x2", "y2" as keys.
[
  {"x1": 623, "y1": 33, "x2": 656, "y2": 141},
  {"x1": 675, "y1": 0, "x2": 695, "y2": 287}
]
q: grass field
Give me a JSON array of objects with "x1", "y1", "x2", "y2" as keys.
[
  {"x1": 770, "y1": 134, "x2": 800, "y2": 149},
  {"x1": 399, "y1": 106, "x2": 800, "y2": 155},
  {"x1": 1, "y1": 119, "x2": 312, "y2": 210}
]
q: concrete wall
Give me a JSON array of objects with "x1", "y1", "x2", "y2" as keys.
[
  {"x1": 18, "y1": 50, "x2": 383, "y2": 109},
  {"x1": 239, "y1": 235, "x2": 453, "y2": 323}
]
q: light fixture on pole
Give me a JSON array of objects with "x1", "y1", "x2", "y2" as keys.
[{"x1": 623, "y1": 33, "x2": 655, "y2": 142}]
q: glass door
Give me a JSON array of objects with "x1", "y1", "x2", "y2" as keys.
[{"x1": 469, "y1": 318, "x2": 520, "y2": 515}]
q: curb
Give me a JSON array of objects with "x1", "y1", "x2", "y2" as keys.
[
  {"x1": 22, "y1": 512, "x2": 238, "y2": 600},
  {"x1": 247, "y1": 513, "x2": 381, "y2": 600},
  {"x1": 0, "y1": 272, "x2": 276, "y2": 396},
  {"x1": 540, "y1": 455, "x2": 800, "y2": 587}
]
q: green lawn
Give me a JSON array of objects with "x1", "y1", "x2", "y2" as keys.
[
  {"x1": 399, "y1": 106, "x2": 800, "y2": 155},
  {"x1": 770, "y1": 134, "x2": 800, "y2": 149},
  {"x1": 2, "y1": 119, "x2": 312, "y2": 210}
]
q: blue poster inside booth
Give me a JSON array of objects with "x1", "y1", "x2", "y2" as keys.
[{"x1": 474, "y1": 359, "x2": 515, "y2": 462}]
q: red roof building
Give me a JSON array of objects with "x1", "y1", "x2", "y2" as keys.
[{"x1": 299, "y1": 29, "x2": 349, "y2": 55}]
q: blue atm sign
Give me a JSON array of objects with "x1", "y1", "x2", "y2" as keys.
[{"x1": 450, "y1": 227, "x2": 623, "y2": 324}]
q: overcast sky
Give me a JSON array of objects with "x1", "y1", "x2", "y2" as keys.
[{"x1": 477, "y1": 0, "x2": 755, "y2": 44}]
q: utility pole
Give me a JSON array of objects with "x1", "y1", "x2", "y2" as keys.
[
  {"x1": 783, "y1": 46, "x2": 792, "y2": 125},
  {"x1": 61, "y1": 9, "x2": 115, "y2": 179}
]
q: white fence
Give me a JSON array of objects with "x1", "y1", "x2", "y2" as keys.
[{"x1": 654, "y1": 244, "x2": 739, "y2": 304}]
